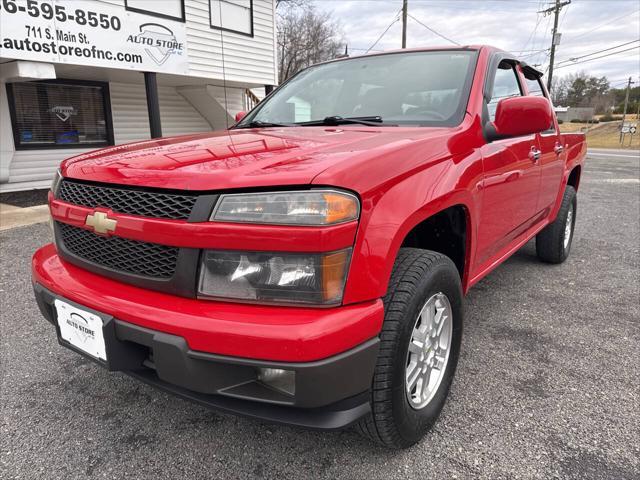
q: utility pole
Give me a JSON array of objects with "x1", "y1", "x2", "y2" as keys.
[
  {"x1": 619, "y1": 76, "x2": 633, "y2": 143},
  {"x1": 540, "y1": 0, "x2": 571, "y2": 91},
  {"x1": 401, "y1": 0, "x2": 408, "y2": 48}
]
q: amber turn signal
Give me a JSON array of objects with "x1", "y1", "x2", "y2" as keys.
[
  {"x1": 321, "y1": 250, "x2": 351, "y2": 302},
  {"x1": 323, "y1": 192, "x2": 360, "y2": 225}
]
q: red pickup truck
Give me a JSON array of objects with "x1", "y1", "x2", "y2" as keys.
[{"x1": 33, "y1": 46, "x2": 586, "y2": 448}]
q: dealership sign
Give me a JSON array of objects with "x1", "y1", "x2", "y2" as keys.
[{"x1": 0, "y1": 0, "x2": 188, "y2": 74}]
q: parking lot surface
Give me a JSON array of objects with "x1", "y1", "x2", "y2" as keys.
[{"x1": 1, "y1": 150, "x2": 638, "y2": 479}]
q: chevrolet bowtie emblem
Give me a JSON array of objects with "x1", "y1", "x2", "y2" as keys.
[{"x1": 85, "y1": 211, "x2": 117, "y2": 235}]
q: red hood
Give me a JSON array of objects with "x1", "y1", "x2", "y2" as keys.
[{"x1": 62, "y1": 126, "x2": 454, "y2": 192}]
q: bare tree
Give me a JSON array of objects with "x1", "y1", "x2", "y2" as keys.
[
  {"x1": 275, "y1": 0, "x2": 308, "y2": 9},
  {"x1": 277, "y1": 4, "x2": 344, "y2": 83},
  {"x1": 551, "y1": 72, "x2": 610, "y2": 110},
  {"x1": 550, "y1": 76, "x2": 570, "y2": 106}
]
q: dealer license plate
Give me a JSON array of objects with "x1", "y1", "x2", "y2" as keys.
[{"x1": 55, "y1": 299, "x2": 107, "y2": 361}]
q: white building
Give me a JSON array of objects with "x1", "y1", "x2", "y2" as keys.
[{"x1": 0, "y1": 0, "x2": 276, "y2": 191}]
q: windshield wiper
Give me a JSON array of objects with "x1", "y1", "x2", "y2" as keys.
[
  {"x1": 236, "y1": 116, "x2": 395, "y2": 129},
  {"x1": 236, "y1": 120, "x2": 295, "y2": 129},
  {"x1": 299, "y1": 116, "x2": 396, "y2": 127}
]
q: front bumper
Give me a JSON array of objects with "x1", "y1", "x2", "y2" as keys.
[
  {"x1": 32, "y1": 245, "x2": 383, "y2": 429},
  {"x1": 33, "y1": 244, "x2": 383, "y2": 362}
]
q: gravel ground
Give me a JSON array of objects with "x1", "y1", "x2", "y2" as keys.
[{"x1": 1, "y1": 151, "x2": 638, "y2": 479}]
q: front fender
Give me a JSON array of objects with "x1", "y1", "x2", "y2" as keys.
[{"x1": 342, "y1": 150, "x2": 483, "y2": 304}]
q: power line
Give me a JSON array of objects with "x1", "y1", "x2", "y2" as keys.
[
  {"x1": 533, "y1": 7, "x2": 554, "y2": 67},
  {"x1": 540, "y1": 0, "x2": 572, "y2": 91},
  {"x1": 519, "y1": 48, "x2": 551, "y2": 59},
  {"x1": 513, "y1": 48, "x2": 551, "y2": 53},
  {"x1": 518, "y1": 5, "x2": 544, "y2": 53},
  {"x1": 350, "y1": 47, "x2": 384, "y2": 53},
  {"x1": 554, "y1": 45, "x2": 640, "y2": 69},
  {"x1": 564, "y1": 8, "x2": 640, "y2": 42},
  {"x1": 365, "y1": 9, "x2": 402, "y2": 54},
  {"x1": 401, "y1": 2, "x2": 539, "y2": 13},
  {"x1": 558, "y1": 0, "x2": 569, "y2": 29},
  {"x1": 610, "y1": 80, "x2": 633, "y2": 88},
  {"x1": 554, "y1": 39, "x2": 640, "y2": 66},
  {"x1": 407, "y1": 13, "x2": 460, "y2": 46},
  {"x1": 522, "y1": 22, "x2": 543, "y2": 52}
]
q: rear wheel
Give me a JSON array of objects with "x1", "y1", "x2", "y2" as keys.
[
  {"x1": 357, "y1": 248, "x2": 463, "y2": 449},
  {"x1": 536, "y1": 185, "x2": 577, "y2": 264}
]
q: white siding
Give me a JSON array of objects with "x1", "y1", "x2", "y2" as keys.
[
  {"x1": 1, "y1": 82, "x2": 212, "y2": 192},
  {"x1": 0, "y1": 0, "x2": 276, "y2": 191},
  {"x1": 185, "y1": 0, "x2": 277, "y2": 85},
  {"x1": 95, "y1": 0, "x2": 277, "y2": 86},
  {"x1": 207, "y1": 85, "x2": 246, "y2": 117},
  {"x1": 110, "y1": 82, "x2": 212, "y2": 142},
  {"x1": 160, "y1": 86, "x2": 214, "y2": 136},
  {"x1": 109, "y1": 83, "x2": 151, "y2": 144},
  {"x1": 5, "y1": 149, "x2": 94, "y2": 189}
]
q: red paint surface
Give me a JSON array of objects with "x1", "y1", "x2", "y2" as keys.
[
  {"x1": 33, "y1": 244, "x2": 383, "y2": 362},
  {"x1": 34, "y1": 45, "x2": 586, "y2": 360},
  {"x1": 49, "y1": 198, "x2": 357, "y2": 252},
  {"x1": 493, "y1": 96, "x2": 553, "y2": 138}
]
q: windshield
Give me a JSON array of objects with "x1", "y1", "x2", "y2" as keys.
[{"x1": 239, "y1": 50, "x2": 478, "y2": 128}]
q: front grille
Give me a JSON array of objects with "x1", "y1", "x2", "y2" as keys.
[
  {"x1": 58, "y1": 222, "x2": 179, "y2": 279},
  {"x1": 57, "y1": 180, "x2": 197, "y2": 220}
]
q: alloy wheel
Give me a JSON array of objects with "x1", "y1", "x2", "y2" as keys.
[{"x1": 405, "y1": 292, "x2": 453, "y2": 410}]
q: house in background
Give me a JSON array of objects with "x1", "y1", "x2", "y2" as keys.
[
  {"x1": 0, "y1": 0, "x2": 276, "y2": 192},
  {"x1": 554, "y1": 106, "x2": 595, "y2": 122}
]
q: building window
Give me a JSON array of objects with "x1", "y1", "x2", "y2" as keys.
[
  {"x1": 7, "y1": 80, "x2": 113, "y2": 150},
  {"x1": 125, "y1": 0, "x2": 185, "y2": 22},
  {"x1": 209, "y1": 0, "x2": 254, "y2": 37}
]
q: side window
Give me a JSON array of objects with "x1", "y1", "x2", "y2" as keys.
[
  {"x1": 488, "y1": 61, "x2": 522, "y2": 121},
  {"x1": 525, "y1": 76, "x2": 545, "y2": 97}
]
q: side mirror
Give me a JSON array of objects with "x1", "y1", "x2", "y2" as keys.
[
  {"x1": 492, "y1": 96, "x2": 553, "y2": 139},
  {"x1": 235, "y1": 111, "x2": 247, "y2": 123}
]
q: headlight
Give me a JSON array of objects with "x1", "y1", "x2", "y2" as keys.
[
  {"x1": 198, "y1": 249, "x2": 351, "y2": 305},
  {"x1": 211, "y1": 190, "x2": 359, "y2": 225},
  {"x1": 51, "y1": 169, "x2": 62, "y2": 196}
]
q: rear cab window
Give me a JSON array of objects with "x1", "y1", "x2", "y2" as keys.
[{"x1": 524, "y1": 76, "x2": 545, "y2": 97}]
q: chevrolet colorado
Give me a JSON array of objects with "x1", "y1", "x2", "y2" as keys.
[{"x1": 32, "y1": 46, "x2": 586, "y2": 448}]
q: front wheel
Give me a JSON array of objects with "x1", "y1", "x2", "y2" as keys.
[
  {"x1": 536, "y1": 185, "x2": 577, "y2": 264},
  {"x1": 357, "y1": 248, "x2": 463, "y2": 449}
]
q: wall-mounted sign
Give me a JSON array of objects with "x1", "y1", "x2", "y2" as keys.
[{"x1": 0, "y1": 0, "x2": 188, "y2": 74}]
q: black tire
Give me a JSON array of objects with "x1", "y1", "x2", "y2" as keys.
[
  {"x1": 357, "y1": 248, "x2": 463, "y2": 449},
  {"x1": 536, "y1": 185, "x2": 577, "y2": 264}
]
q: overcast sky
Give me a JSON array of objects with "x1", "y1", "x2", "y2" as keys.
[{"x1": 313, "y1": 0, "x2": 640, "y2": 88}]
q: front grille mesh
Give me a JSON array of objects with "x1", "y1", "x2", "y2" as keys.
[
  {"x1": 57, "y1": 180, "x2": 197, "y2": 220},
  {"x1": 58, "y1": 222, "x2": 179, "y2": 279}
]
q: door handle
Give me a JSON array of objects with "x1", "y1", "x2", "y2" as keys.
[
  {"x1": 529, "y1": 147, "x2": 541, "y2": 162},
  {"x1": 554, "y1": 143, "x2": 564, "y2": 155}
]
